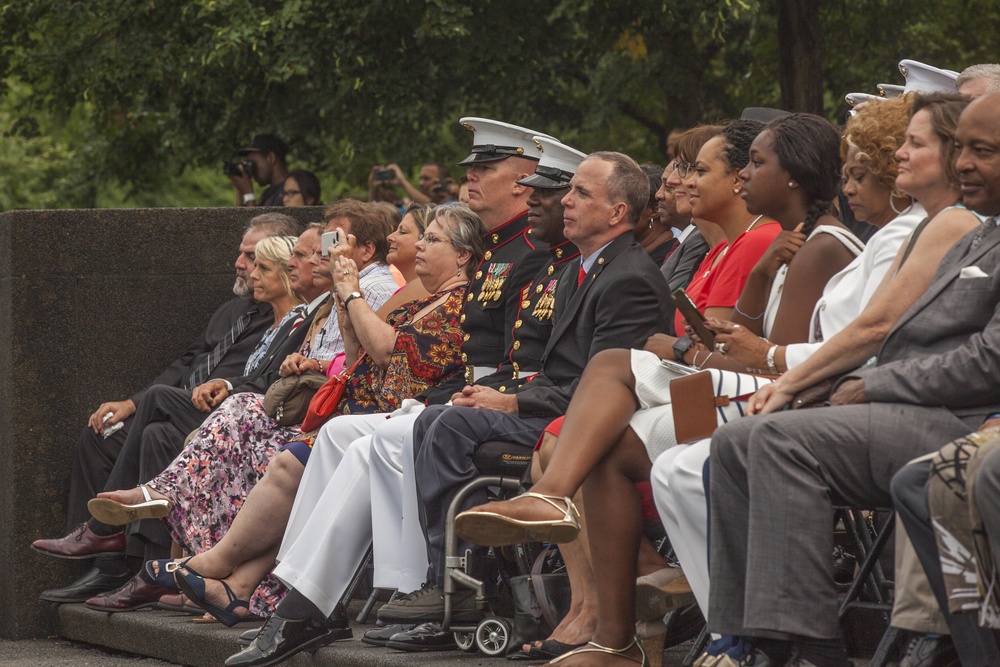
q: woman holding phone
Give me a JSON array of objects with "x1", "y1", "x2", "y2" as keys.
[{"x1": 453, "y1": 114, "x2": 863, "y2": 667}]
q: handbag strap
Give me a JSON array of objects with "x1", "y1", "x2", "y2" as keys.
[
  {"x1": 338, "y1": 348, "x2": 366, "y2": 378},
  {"x1": 531, "y1": 546, "x2": 562, "y2": 629}
]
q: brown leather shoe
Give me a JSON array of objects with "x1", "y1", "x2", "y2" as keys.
[
  {"x1": 31, "y1": 523, "x2": 126, "y2": 559},
  {"x1": 84, "y1": 573, "x2": 172, "y2": 612}
]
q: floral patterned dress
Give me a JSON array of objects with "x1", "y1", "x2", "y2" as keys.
[{"x1": 145, "y1": 286, "x2": 466, "y2": 615}]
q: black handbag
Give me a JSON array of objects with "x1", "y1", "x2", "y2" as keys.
[{"x1": 507, "y1": 546, "x2": 572, "y2": 655}]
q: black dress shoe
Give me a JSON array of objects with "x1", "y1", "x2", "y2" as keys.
[
  {"x1": 224, "y1": 614, "x2": 351, "y2": 667},
  {"x1": 39, "y1": 566, "x2": 134, "y2": 603},
  {"x1": 385, "y1": 622, "x2": 458, "y2": 652},
  {"x1": 361, "y1": 623, "x2": 416, "y2": 647},
  {"x1": 742, "y1": 648, "x2": 789, "y2": 666}
]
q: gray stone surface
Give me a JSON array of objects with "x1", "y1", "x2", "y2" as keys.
[
  {"x1": 0, "y1": 207, "x2": 323, "y2": 640},
  {"x1": 55, "y1": 603, "x2": 706, "y2": 667}
]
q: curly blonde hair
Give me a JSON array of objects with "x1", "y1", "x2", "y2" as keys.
[{"x1": 841, "y1": 94, "x2": 915, "y2": 198}]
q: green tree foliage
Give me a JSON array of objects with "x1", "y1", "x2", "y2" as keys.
[{"x1": 1, "y1": 0, "x2": 999, "y2": 210}]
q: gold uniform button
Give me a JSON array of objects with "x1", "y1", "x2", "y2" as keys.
[
  {"x1": 492, "y1": 233, "x2": 499, "y2": 243},
  {"x1": 513, "y1": 341, "x2": 521, "y2": 350},
  {"x1": 556, "y1": 248, "x2": 564, "y2": 258},
  {"x1": 522, "y1": 300, "x2": 530, "y2": 308},
  {"x1": 461, "y1": 353, "x2": 468, "y2": 362},
  {"x1": 547, "y1": 265, "x2": 554, "y2": 275},
  {"x1": 536, "y1": 284, "x2": 544, "y2": 293},
  {"x1": 467, "y1": 293, "x2": 474, "y2": 302},
  {"x1": 515, "y1": 320, "x2": 522, "y2": 328},
  {"x1": 463, "y1": 333, "x2": 471, "y2": 342},
  {"x1": 597, "y1": 257, "x2": 605, "y2": 264},
  {"x1": 499, "y1": 386, "x2": 506, "y2": 392},
  {"x1": 460, "y1": 314, "x2": 466, "y2": 323},
  {"x1": 475, "y1": 271, "x2": 483, "y2": 279},
  {"x1": 484, "y1": 251, "x2": 492, "y2": 260}
]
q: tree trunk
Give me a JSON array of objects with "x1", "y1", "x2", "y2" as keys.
[{"x1": 777, "y1": 0, "x2": 823, "y2": 114}]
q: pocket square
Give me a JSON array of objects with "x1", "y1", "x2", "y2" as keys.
[{"x1": 960, "y1": 266, "x2": 990, "y2": 279}]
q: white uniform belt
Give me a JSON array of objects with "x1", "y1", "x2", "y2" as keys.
[{"x1": 470, "y1": 366, "x2": 534, "y2": 381}]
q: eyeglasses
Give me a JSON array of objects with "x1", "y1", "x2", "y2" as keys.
[
  {"x1": 418, "y1": 232, "x2": 453, "y2": 246},
  {"x1": 674, "y1": 162, "x2": 696, "y2": 178},
  {"x1": 283, "y1": 189, "x2": 302, "y2": 197}
]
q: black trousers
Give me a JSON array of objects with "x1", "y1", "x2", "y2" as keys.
[
  {"x1": 412, "y1": 405, "x2": 552, "y2": 585},
  {"x1": 67, "y1": 419, "x2": 130, "y2": 530},
  {"x1": 100, "y1": 385, "x2": 210, "y2": 558},
  {"x1": 891, "y1": 460, "x2": 1000, "y2": 665}
]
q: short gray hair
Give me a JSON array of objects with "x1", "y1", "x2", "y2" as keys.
[
  {"x1": 957, "y1": 64, "x2": 1000, "y2": 94},
  {"x1": 247, "y1": 212, "x2": 302, "y2": 236},
  {"x1": 429, "y1": 203, "x2": 486, "y2": 280},
  {"x1": 587, "y1": 151, "x2": 648, "y2": 227}
]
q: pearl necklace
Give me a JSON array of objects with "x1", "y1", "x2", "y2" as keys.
[{"x1": 702, "y1": 215, "x2": 765, "y2": 278}]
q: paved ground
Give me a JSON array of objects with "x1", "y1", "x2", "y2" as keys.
[{"x1": 0, "y1": 638, "x2": 178, "y2": 667}]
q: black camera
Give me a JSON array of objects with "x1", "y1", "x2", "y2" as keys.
[
  {"x1": 374, "y1": 168, "x2": 395, "y2": 182},
  {"x1": 223, "y1": 159, "x2": 255, "y2": 178}
]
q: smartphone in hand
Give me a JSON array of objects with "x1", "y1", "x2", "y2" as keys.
[{"x1": 670, "y1": 288, "x2": 716, "y2": 349}]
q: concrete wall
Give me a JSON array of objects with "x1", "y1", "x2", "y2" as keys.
[{"x1": 0, "y1": 206, "x2": 323, "y2": 639}]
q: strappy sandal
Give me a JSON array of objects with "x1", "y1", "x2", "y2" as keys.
[
  {"x1": 88, "y1": 484, "x2": 172, "y2": 526},
  {"x1": 144, "y1": 557, "x2": 193, "y2": 590},
  {"x1": 550, "y1": 637, "x2": 649, "y2": 666},
  {"x1": 455, "y1": 492, "x2": 580, "y2": 547},
  {"x1": 173, "y1": 566, "x2": 249, "y2": 628}
]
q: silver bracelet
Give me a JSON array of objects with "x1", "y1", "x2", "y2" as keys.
[
  {"x1": 734, "y1": 301, "x2": 765, "y2": 321},
  {"x1": 690, "y1": 349, "x2": 701, "y2": 368},
  {"x1": 695, "y1": 351, "x2": 714, "y2": 370},
  {"x1": 766, "y1": 345, "x2": 779, "y2": 374}
]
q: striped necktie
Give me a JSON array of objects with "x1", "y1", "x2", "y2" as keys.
[
  {"x1": 185, "y1": 306, "x2": 256, "y2": 389},
  {"x1": 971, "y1": 216, "x2": 998, "y2": 250}
]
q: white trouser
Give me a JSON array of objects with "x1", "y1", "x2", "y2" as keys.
[
  {"x1": 273, "y1": 413, "x2": 391, "y2": 615},
  {"x1": 369, "y1": 410, "x2": 429, "y2": 591},
  {"x1": 652, "y1": 438, "x2": 711, "y2": 616}
]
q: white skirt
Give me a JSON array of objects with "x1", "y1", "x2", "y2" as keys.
[{"x1": 628, "y1": 349, "x2": 772, "y2": 461}]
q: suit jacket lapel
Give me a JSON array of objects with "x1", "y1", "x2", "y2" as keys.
[
  {"x1": 890, "y1": 224, "x2": 999, "y2": 335},
  {"x1": 544, "y1": 234, "x2": 631, "y2": 358}
]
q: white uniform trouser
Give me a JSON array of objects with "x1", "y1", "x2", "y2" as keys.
[
  {"x1": 652, "y1": 438, "x2": 711, "y2": 616},
  {"x1": 273, "y1": 407, "x2": 429, "y2": 615},
  {"x1": 370, "y1": 412, "x2": 429, "y2": 591}
]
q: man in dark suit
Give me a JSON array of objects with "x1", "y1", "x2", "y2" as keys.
[
  {"x1": 707, "y1": 92, "x2": 1000, "y2": 667},
  {"x1": 379, "y1": 152, "x2": 672, "y2": 644}
]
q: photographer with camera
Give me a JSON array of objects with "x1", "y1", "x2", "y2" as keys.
[
  {"x1": 225, "y1": 134, "x2": 290, "y2": 207},
  {"x1": 368, "y1": 162, "x2": 453, "y2": 205}
]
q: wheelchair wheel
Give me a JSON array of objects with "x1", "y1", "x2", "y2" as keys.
[
  {"x1": 454, "y1": 631, "x2": 476, "y2": 652},
  {"x1": 474, "y1": 617, "x2": 512, "y2": 656}
]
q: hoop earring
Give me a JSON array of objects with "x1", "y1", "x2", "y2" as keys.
[{"x1": 889, "y1": 195, "x2": 914, "y2": 216}]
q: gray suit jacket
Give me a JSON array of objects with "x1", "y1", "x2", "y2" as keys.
[
  {"x1": 856, "y1": 222, "x2": 1000, "y2": 421},
  {"x1": 660, "y1": 227, "x2": 709, "y2": 335}
]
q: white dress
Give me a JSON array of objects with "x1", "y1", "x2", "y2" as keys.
[{"x1": 629, "y1": 224, "x2": 867, "y2": 460}]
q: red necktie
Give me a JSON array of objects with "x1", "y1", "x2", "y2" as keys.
[{"x1": 577, "y1": 266, "x2": 586, "y2": 287}]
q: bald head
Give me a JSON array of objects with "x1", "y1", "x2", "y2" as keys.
[{"x1": 955, "y1": 92, "x2": 1000, "y2": 216}]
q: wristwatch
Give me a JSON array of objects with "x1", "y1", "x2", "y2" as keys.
[
  {"x1": 672, "y1": 336, "x2": 694, "y2": 364},
  {"x1": 343, "y1": 291, "x2": 363, "y2": 308}
]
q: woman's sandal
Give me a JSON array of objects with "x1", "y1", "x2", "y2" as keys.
[
  {"x1": 88, "y1": 484, "x2": 172, "y2": 526},
  {"x1": 143, "y1": 557, "x2": 193, "y2": 590},
  {"x1": 173, "y1": 566, "x2": 249, "y2": 628},
  {"x1": 549, "y1": 637, "x2": 649, "y2": 666},
  {"x1": 454, "y1": 492, "x2": 581, "y2": 547}
]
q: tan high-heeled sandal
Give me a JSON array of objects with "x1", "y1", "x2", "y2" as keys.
[
  {"x1": 88, "y1": 484, "x2": 172, "y2": 526},
  {"x1": 550, "y1": 636, "x2": 649, "y2": 666},
  {"x1": 455, "y1": 492, "x2": 580, "y2": 547}
]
